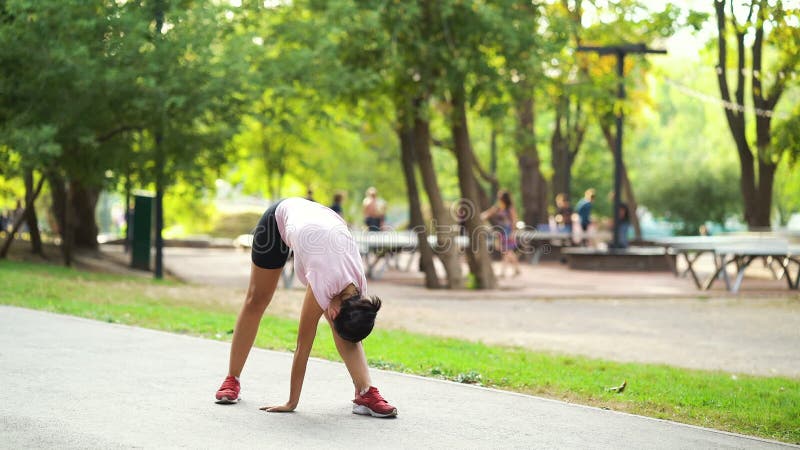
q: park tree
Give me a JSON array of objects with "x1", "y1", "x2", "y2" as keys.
[
  {"x1": 1, "y1": 0, "x2": 250, "y2": 268},
  {"x1": 0, "y1": 0, "x2": 135, "y2": 261},
  {"x1": 489, "y1": 0, "x2": 560, "y2": 228},
  {"x1": 397, "y1": 2, "x2": 466, "y2": 288},
  {"x1": 422, "y1": 1, "x2": 503, "y2": 289},
  {"x1": 0, "y1": 127, "x2": 59, "y2": 258},
  {"x1": 135, "y1": 0, "x2": 250, "y2": 277},
  {"x1": 713, "y1": 0, "x2": 799, "y2": 228},
  {"x1": 299, "y1": 0, "x2": 462, "y2": 288},
  {"x1": 638, "y1": 155, "x2": 741, "y2": 235}
]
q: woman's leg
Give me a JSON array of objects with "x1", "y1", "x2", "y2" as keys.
[
  {"x1": 227, "y1": 263, "x2": 282, "y2": 377},
  {"x1": 502, "y1": 249, "x2": 512, "y2": 278},
  {"x1": 325, "y1": 316, "x2": 372, "y2": 394},
  {"x1": 509, "y1": 248, "x2": 520, "y2": 275}
]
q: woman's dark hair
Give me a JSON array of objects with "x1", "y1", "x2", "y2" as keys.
[
  {"x1": 499, "y1": 190, "x2": 512, "y2": 208},
  {"x1": 333, "y1": 295, "x2": 382, "y2": 343}
]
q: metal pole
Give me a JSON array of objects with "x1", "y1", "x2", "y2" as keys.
[
  {"x1": 575, "y1": 44, "x2": 664, "y2": 250},
  {"x1": 154, "y1": 135, "x2": 164, "y2": 279},
  {"x1": 153, "y1": 0, "x2": 165, "y2": 279},
  {"x1": 612, "y1": 52, "x2": 624, "y2": 249}
]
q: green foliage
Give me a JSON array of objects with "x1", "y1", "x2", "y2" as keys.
[
  {"x1": 773, "y1": 155, "x2": 800, "y2": 225},
  {"x1": 0, "y1": 0, "x2": 797, "y2": 236},
  {"x1": 638, "y1": 159, "x2": 740, "y2": 235},
  {"x1": 161, "y1": 182, "x2": 216, "y2": 237},
  {"x1": 772, "y1": 104, "x2": 800, "y2": 166},
  {"x1": 209, "y1": 212, "x2": 262, "y2": 238}
]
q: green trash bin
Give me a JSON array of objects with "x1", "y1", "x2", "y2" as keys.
[{"x1": 131, "y1": 194, "x2": 153, "y2": 270}]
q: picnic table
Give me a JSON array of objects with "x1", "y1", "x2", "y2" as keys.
[
  {"x1": 356, "y1": 229, "x2": 578, "y2": 278},
  {"x1": 352, "y1": 230, "x2": 470, "y2": 279},
  {"x1": 515, "y1": 229, "x2": 572, "y2": 264},
  {"x1": 239, "y1": 228, "x2": 568, "y2": 285},
  {"x1": 654, "y1": 236, "x2": 800, "y2": 293}
]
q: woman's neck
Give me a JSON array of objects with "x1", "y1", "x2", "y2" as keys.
[{"x1": 336, "y1": 283, "x2": 359, "y2": 302}]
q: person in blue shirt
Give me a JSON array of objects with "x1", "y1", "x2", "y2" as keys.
[
  {"x1": 329, "y1": 192, "x2": 344, "y2": 216},
  {"x1": 575, "y1": 188, "x2": 595, "y2": 234}
]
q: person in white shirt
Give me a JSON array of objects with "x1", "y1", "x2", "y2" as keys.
[{"x1": 214, "y1": 198, "x2": 397, "y2": 417}]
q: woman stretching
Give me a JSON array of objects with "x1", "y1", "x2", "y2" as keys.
[{"x1": 214, "y1": 197, "x2": 398, "y2": 418}]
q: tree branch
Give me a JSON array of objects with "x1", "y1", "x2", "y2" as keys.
[
  {"x1": 765, "y1": 60, "x2": 795, "y2": 111},
  {"x1": 714, "y1": 1, "x2": 733, "y2": 105},
  {"x1": 0, "y1": 173, "x2": 45, "y2": 258},
  {"x1": 431, "y1": 136, "x2": 452, "y2": 152},
  {"x1": 473, "y1": 156, "x2": 498, "y2": 185},
  {"x1": 751, "y1": 0, "x2": 765, "y2": 109},
  {"x1": 97, "y1": 125, "x2": 142, "y2": 143}
]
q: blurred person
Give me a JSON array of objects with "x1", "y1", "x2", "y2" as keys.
[
  {"x1": 214, "y1": 197, "x2": 397, "y2": 417},
  {"x1": 329, "y1": 191, "x2": 344, "y2": 217},
  {"x1": 362, "y1": 187, "x2": 383, "y2": 231},
  {"x1": 481, "y1": 190, "x2": 521, "y2": 278},
  {"x1": 456, "y1": 199, "x2": 469, "y2": 236},
  {"x1": 554, "y1": 193, "x2": 573, "y2": 233},
  {"x1": 616, "y1": 203, "x2": 630, "y2": 249},
  {"x1": 575, "y1": 189, "x2": 595, "y2": 245}
]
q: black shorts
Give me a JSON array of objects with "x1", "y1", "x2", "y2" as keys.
[
  {"x1": 251, "y1": 200, "x2": 291, "y2": 269},
  {"x1": 365, "y1": 217, "x2": 381, "y2": 232}
]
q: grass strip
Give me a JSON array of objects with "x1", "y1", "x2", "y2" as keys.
[{"x1": 1, "y1": 260, "x2": 798, "y2": 443}]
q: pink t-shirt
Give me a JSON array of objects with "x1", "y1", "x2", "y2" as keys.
[{"x1": 275, "y1": 198, "x2": 367, "y2": 310}]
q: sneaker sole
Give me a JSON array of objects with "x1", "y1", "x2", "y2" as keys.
[
  {"x1": 215, "y1": 396, "x2": 240, "y2": 404},
  {"x1": 352, "y1": 404, "x2": 398, "y2": 418}
]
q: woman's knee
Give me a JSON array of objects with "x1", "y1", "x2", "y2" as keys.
[{"x1": 243, "y1": 290, "x2": 271, "y2": 314}]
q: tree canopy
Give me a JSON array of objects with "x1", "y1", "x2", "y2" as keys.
[{"x1": 1, "y1": 0, "x2": 798, "y2": 284}]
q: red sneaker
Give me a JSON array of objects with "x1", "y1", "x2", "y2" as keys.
[
  {"x1": 215, "y1": 376, "x2": 240, "y2": 404},
  {"x1": 353, "y1": 386, "x2": 398, "y2": 418}
]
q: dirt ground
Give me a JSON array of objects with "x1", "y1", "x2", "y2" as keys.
[{"x1": 7, "y1": 241, "x2": 800, "y2": 378}]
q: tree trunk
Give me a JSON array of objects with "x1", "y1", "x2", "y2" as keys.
[
  {"x1": 413, "y1": 102, "x2": 464, "y2": 289},
  {"x1": 714, "y1": 0, "x2": 780, "y2": 229},
  {"x1": 754, "y1": 157, "x2": 776, "y2": 227},
  {"x1": 124, "y1": 176, "x2": 132, "y2": 253},
  {"x1": 47, "y1": 172, "x2": 73, "y2": 265},
  {"x1": 397, "y1": 118, "x2": 440, "y2": 289},
  {"x1": 751, "y1": 11, "x2": 778, "y2": 229},
  {"x1": 70, "y1": 180, "x2": 100, "y2": 250},
  {"x1": 450, "y1": 85, "x2": 496, "y2": 289},
  {"x1": 0, "y1": 174, "x2": 46, "y2": 258},
  {"x1": 550, "y1": 107, "x2": 570, "y2": 203},
  {"x1": 550, "y1": 95, "x2": 586, "y2": 207},
  {"x1": 49, "y1": 173, "x2": 66, "y2": 239},
  {"x1": 24, "y1": 170, "x2": 44, "y2": 256},
  {"x1": 515, "y1": 90, "x2": 547, "y2": 227},
  {"x1": 63, "y1": 180, "x2": 74, "y2": 266},
  {"x1": 489, "y1": 127, "x2": 499, "y2": 201}
]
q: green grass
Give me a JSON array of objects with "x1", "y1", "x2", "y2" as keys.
[{"x1": 1, "y1": 259, "x2": 798, "y2": 443}]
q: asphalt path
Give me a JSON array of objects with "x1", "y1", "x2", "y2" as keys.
[{"x1": 0, "y1": 306, "x2": 794, "y2": 449}]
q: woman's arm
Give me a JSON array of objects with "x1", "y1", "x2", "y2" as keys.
[
  {"x1": 480, "y1": 205, "x2": 498, "y2": 222},
  {"x1": 261, "y1": 286, "x2": 323, "y2": 412}
]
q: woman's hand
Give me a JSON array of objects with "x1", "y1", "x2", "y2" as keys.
[{"x1": 260, "y1": 402, "x2": 297, "y2": 413}]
